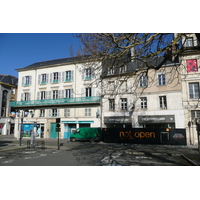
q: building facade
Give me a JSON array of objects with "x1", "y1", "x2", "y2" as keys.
[
  {"x1": 11, "y1": 57, "x2": 101, "y2": 139},
  {"x1": 0, "y1": 74, "x2": 18, "y2": 135}
]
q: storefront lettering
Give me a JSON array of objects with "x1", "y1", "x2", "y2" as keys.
[{"x1": 120, "y1": 131, "x2": 155, "y2": 139}]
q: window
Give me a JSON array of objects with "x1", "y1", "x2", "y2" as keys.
[
  {"x1": 64, "y1": 108, "x2": 70, "y2": 117},
  {"x1": 159, "y1": 96, "x2": 167, "y2": 109},
  {"x1": 109, "y1": 99, "x2": 115, "y2": 111},
  {"x1": 108, "y1": 67, "x2": 114, "y2": 75},
  {"x1": 53, "y1": 72, "x2": 59, "y2": 83},
  {"x1": 85, "y1": 88, "x2": 92, "y2": 97},
  {"x1": 52, "y1": 90, "x2": 58, "y2": 99},
  {"x1": 52, "y1": 109, "x2": 58, "y2": 117},
  {"x1": 119, "y1": 65, "x2": 127, "y2": 74},
  {"x1": 140, "y1": 97, "x2": 147, "y2": 109},
  {"x1": 187, "y1": 59, "x2": 198, "y2": 72},
  {"x1": 66, "y1": 89, "x2": 72, "y2": 98},
  {"x1": 40, "y1": 91, "x2": 46, "y2": 100},
  {"x1": 65, "y1": 71, "x2": 72, "y2": 81},
  {"x1": 108, "y1": 82, "x2": 115, "y2": 91},
  {"x1": 24, "y1": 93, "x2": 29, "y2": 101},
  {"x1": 41, "y1": 74, "x2": 47, "y2": 83},
  {"x1": 85, "y1": 108, "x2": 91, "y2": 116},
  {"x1": 158, "y1": 73, "x2": 166, "y2": 86},
  {"x1": 139, "y1": 75, "x2": 147, "y2": 87},
  {"x1": 189, "y1": 83, "x2": 200, "y2": 99},
  {"x1": 191, "y1": 110, "x2": 200, "y2": 122},
  {"x1": 119, "y1": 81, "x2": 127, "y2": 93},
  {"x1": 22, "y1": 76, "x2": 31, "y2": 86},
  {"x1": 185, "y1": 37, "x2": 194, "y2": 47},
  {"x1": 85, "y1": 68, "x2": 92, "y2": 80},
  {"x1": 121, "y1": 98, "x2": 127, "y2": 110},
  {"x1": 40, "y1": 109, "x2": 45, "y2": 117},
  {"x1": 25, "y1": 76, "x2": 30, "y2": 85}
]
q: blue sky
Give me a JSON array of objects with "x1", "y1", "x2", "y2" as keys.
[{"x1": 0, "y1": 33, "x2": 81, "y2": 77}]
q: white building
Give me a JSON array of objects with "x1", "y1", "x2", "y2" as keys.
[{"x1": 11, "y1": 57, "x2": 101, "y2": 139}]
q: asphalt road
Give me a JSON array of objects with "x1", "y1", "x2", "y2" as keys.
[{"x1": 0, "y1": 142, "x2": 196, "y2": 166}]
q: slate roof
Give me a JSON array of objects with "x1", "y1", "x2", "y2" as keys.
[
  {"x1": 16, "y1": 55, "x2": 91, "y2": 71},
  {"x1": 0, "y1": 74, "x2": 18, "y2": 86}
]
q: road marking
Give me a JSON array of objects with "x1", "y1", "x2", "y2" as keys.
[{"x1": 3, "y1": 159, "x2": 15, "y2": 164}]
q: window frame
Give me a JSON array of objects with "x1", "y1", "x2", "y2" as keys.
[
  {"x1": 158, "y1": 73, "x2": 166, "y2": 86},
  {"x1": 121, "y1": 98, "x2": 127, "y2": 110},
  {"x1": 140, "y1": 97, "x2": 147, "y2": 109},
  {"x1": 159, "y1": 96, "x2": 167, "y2": 109},
  {"x1": 109, "y1": 99, "x2": 115, "y2": 111},
  {"x1": 189, "y1": 82, "x2": 200, "y2": 99}
]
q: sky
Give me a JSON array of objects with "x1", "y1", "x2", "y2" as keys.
[{"x1": 0, "y1": 33, "x2": 81, "y2": 77}]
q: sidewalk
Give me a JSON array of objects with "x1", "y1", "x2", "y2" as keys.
[
  {"x1": 1, "y1": 134, "x2": 200, "y2": 165},
  {"x1": 0, "y1": 134, "x2": 70, "y2": 152}
]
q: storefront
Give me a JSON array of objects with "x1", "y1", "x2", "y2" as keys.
[
  {"x1": 22, "y1": 123, "x2": 44, "y2": 138},
  {"x1": 138, "y1": 115, "x2": 175, "y2": 129},
  {"x1": 104, "y1": 116, "x2": 132, "y2": 128}
]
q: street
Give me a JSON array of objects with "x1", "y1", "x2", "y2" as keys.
[{"x1": 0, "y1": 141, "x2": 197, "y2": 166}]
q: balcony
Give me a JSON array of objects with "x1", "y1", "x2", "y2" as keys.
[{"x1": 10, "y1": 96, "x2": 100, "y2": 107}]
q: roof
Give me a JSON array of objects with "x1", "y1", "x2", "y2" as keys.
[
  {"x1": 15, "y1": 55, "x2": 92, "y2": 72},
  {"x1": 0, "y1": 74, "x2": 18, "y2": 86}
]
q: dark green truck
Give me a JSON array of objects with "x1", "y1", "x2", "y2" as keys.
[{"x1": 70, "y1": 127, "x2": 102, "y2": 142}]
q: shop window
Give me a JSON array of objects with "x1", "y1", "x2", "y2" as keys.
[
  {"x1": 140, "y1": 97, "x2": 147, "y2": 109},
  {"x1": 159, "y1": 96, "x2": 167, "y2": 109},
  {"x1": 189, "y1": 82, "x2": 200, "y2": 99},
  {"x1": 121, "y1": 98, "x2": 127, "y2": 110},
  {"x1": 109, "y1": 99, "x2": 115, "y2": 111},
  {"x1": 187, "y1": 59, "x2": 198, "y2": 73}
]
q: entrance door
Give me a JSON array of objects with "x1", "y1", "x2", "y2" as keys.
[{"x1": 50, "y1": 123, "x2": 57, "y2": 138}]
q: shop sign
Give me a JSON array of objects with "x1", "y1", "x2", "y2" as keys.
[
  {"x1": 104, "y1": 116, "x2": 131, "y2": 124},
  {"x1": 138, "y1": 115, "x2": 175, "y2": 124}
]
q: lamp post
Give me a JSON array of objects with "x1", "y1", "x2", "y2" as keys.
[{"x1": 16, "y1": 110, "x2": 29, "y2": 146}]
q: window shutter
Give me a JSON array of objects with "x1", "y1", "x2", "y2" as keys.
[
  {"x1": 21, "y1": 93, "x2": 24, "y2": 101},
  {"x1": 61, "y1": 90, "x2": 64, "y2": 98},
  {"x1": 58, "y1": 72, "x2": 61, "y2": 83},
  {"x1": 38, "y1": 75, "x2": 41, "y2": 84},
  {"x1": 28, "y1": 93, "x2": 31, "y2": 100},
  {"x1": 71, "y1": 70, "x2": 74, "y2": 81},
  {"x1": 62, "y1": 71, "x2": 65, "y2": 82},
  {"x1": 71, "y1": 89, "x2": 73, "y2": 98},
  {"x1": 29, "y1": 76, "x2": 32, "y2": 85},
  {"x1": 37, "y1": 92, "x2": 40, "y2": 100},
  {"x1": 82, "y1": 70, "x2": 85, "y2": 80},
  {"x1": 48, "y1": 91, "x2": 52, "y2": 99},
  {"x1": 50, "y1": 73, "x2": 52, "y2": 83},
  {"x1": 22, "y1": 77, "x2": 25, "y2": 86},
  {"x1": 92, "y1": 88, "x2": 95, "y2": 96},
  {"x1": 49, "y1": 109, "x2": 52, "y2": 117},
  {"x1": 64, "y1": 108, "x2": 67, "y2": 117},
  {"x1": 81, "y1": 88, "x2": 85, "y2": 97},
  {"x1": 57, "y1": 109, "x2": 60, "y2": 117},
  {"x1": 46, "y1": 74, "x2": 49, "y2": 84}
]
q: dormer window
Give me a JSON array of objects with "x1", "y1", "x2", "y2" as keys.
[{"x1": 185, "y1": 37, "x2": 194, "y2": 47}]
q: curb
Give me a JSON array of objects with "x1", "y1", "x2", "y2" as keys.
[{"x1": 181, "y1": 154, "x2": 199, "y2": 166}]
